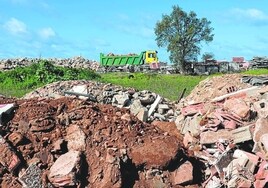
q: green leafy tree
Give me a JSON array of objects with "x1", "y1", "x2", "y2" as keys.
[{"x1": 155, "y1": 5, "x2": 214, "y2": 73}]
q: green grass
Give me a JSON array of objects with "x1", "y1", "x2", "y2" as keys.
[
  {"x1": 0, "y1": 60, "x2": 100, "y2": 98},
  {"x1": 0, "y1": 64, "x2": 267, "y2": 101},
  {"x1": 99, "y1": 73, "x2": 207, "y2": 101},
  {"x1": 242, "y1": 68, "x2": 268, "y2": 75}
]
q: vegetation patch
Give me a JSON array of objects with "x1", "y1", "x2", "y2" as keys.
[{"x1": 0, "y1": 60, "x2": 100, "y2": 97}]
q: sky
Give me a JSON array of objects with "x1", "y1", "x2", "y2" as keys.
[{"x1": 1, "y1": 0, "x2": 268, "y2": 62}]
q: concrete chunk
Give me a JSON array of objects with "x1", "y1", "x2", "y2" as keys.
[
  {"x1": 148, "y1": 95, "x2": 162, "y2": 117},
  {"x1": 253, "y1": 118, "x2": 268, "y2": 142},
  {"x1": 0, "y1": 103, "x2": 15, "y2": 126},
  {"x1": 231, "y1": 125, "x2": 252, "y2": 144},
  {"x1": 130, "y1": 99, "x2": 143, "y2": 116},
  {"x1": 136, "y1": 108, "x2": 148, "y2": 122},
  {"x1": 19, "y1": 164, "x2": 43, "y2": 188},
  {"x1": 253, "y1": 99, "x2": 268, "y2": 118},
  {"x1": 112, "y1": 92, "x2": 130, "y2": 108}
]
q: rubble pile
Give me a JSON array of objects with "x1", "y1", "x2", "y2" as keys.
[
  {"x1": 175, "y1": 75, "x2": 268, "y2": 187},
  {"x1": 0, "y1": 73, "x2": 268, "y2": 187},
  {"x1": 185, "y1": 74, "x2": 251, "y2": 103},
  {"x1": 250, "y1": 56, "x2": 268, "y2": 69},
  {"x1": 0, "y1": 96, "x2": 196, "y2": 187},
  {"x1": 24, "y1": 80, "x2": 177, "y2": 122},
  {"x1": 0, "y1": 56, "x2": 99, "y2": 71}
]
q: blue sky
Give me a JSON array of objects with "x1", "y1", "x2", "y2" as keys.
[{"x1": 1, "y1": 0, "x2": 268, "y2": 62}]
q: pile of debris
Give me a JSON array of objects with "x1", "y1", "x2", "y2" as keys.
[
  {"x1": 0, "y1": 56, "x2": 99, "y2": 71},
  {"x1": 175, "y1": 75, "x2": 268, "y2": 187},
  {"x1": 250, "y1": 56, "x2": 268, "y2": 69},
  {"x1": 0, "y1": 73, "x2": 268, "y2": 187},
  {"x1": 0, "y1": 95, "x2": 195, "y2": 187},
  {"x1": 24, "y1": 80, "x2": 177, "y2": 123},
  {"x1": 185, "y1": 74, "x2": 251, "y2": 103}
]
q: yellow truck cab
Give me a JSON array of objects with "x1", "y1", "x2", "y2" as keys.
[{"x1": 145, "y1": 50, "x2": 158, "y2": 64}]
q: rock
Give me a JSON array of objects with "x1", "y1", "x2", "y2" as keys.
[
  {"x1": 129, "y1": 136, "x2": 181, "y2": 169},
  {"x1": 130, "y1": 99, "x2": 143, "y2": 116},
  {"x1": 171, "y1": 161, "x2": 193, "y2": 185},
  {"x1": 66, "y1": 124, "x2": 86, "y2": 151},
  {"x1": 48, "y1": 150, "x2": 81, "y2": 187},
  {"x1": 112, "y1": 92, "x2": 129, "y2": 108},
  {"x1": 136, "y1": 108, "x2": 148, "y2": 122}
]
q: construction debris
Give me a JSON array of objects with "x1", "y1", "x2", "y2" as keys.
[{"x1": 0, "y1": 73, "x2": 267, "y2": 187}]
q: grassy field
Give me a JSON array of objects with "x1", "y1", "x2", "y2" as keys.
[
  {"x1": 99, "y1": 73, "x2": 207, "y2": 101},
  {"x1": 0, "y1": 61, "x2": 267, "y2": 101}
]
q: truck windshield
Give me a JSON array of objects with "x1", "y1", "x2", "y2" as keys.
[{"x1": 148, "y1": 53, "x2": 156, "y2": 58}]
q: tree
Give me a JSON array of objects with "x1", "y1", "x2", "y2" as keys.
[
  {"x1": 202, "y1": 52, "x2": 215, "y2": 62},
  {"x1": 155, "y1": 5, "x2": 214, "y2": 73}
]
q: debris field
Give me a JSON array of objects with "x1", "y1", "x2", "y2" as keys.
[{"x1": 0, "y1": 74, "x2": 268, "y2": 188}]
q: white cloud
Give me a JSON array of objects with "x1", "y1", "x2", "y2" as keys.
[
  {"x1": 3, "y1": 18, "x2": 27, "y2": 35},
  {"x1": 38, "y1": 27, "x2": 56, "y2": 39},
  {"x1": 231, "y1": 8, "x2": 268, "y2": 21}
]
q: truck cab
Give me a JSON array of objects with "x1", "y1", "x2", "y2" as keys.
[{"x1": 145, "y1": 50, "x2": 158, "y2": 64}]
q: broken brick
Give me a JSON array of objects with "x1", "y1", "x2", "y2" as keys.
[{"x1": 0, "y1": 135, "x2": 21, "y2": 172}]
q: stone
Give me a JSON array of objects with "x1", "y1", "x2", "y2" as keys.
[
  {"x1": 112, "y1": 92, "x2": 129, "y2": 108},
  {"x1": 179, "y1": 115, "x2": 200, "y2": 136},
  {"x1": 71, "y1": 85, "x2": 88, "y2": 100},
  {"x1": 130, "y1": 99, "x2": 143, "y2": 116},
  {"x1": 48, "y1": 151, "x2": 81, "y2": 187},
  {"x1": 136, "y1": 108, "x2": 148, "y2": 122},
  {"x1": 171, "y1": 161, "x2": 193, "y2": 185},
  {"x1": 66, "y1": 124, "x2": 86, "y2": 151}
]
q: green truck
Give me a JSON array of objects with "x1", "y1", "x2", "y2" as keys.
[{"x1": 99, "y1": 50, "x2": 160, "y2": 72}]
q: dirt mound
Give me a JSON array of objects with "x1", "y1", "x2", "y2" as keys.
[{"x1": 0, "y1": 96, "x2": 191, "y2": 187}]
